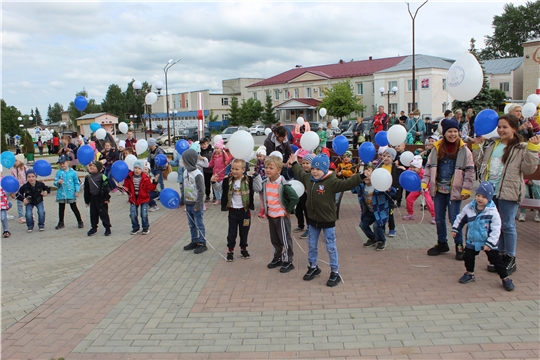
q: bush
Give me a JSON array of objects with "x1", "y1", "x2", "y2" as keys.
[{"x1": 22, "y1": 131, "x2": 35, "y2": 156}]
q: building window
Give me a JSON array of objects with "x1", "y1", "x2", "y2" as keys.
[
  {"x1": 221, "y1": 98, "x2": 228, "y2": 106},
  {"x1": 253, "y1": 92, "x2": 257, "y2": 100},
  {"x1": 222, "y1": 114, "x2": 228, "y2": 120},
  {"x1": 499, "y1": 82, "x2": 510, "y2": 92},
  {"x1": 407, "y1": 79, "x2": 418, "y2": 92},
  {"x1": 388, "y1": 81, "x2": 398, "y2": 91},
  {"x1": 318, "y1": 87, "x2": 323, "y2": 97},
  {"x1": 357, "y1": 83, "x2": 364, "y2": 95},
  {"x1": 372, "y1": 82, "x2": 375, "y2": 94},
  {"x1": 407, "y1": 102, "x2": 418, "y2": 113},
  {"x1": 306, "y1": 87, "x2": 312, "y2": 98},
  {"x1": 285, "y1": 89, "x2": 290, "y2": 99},
  {"x1": 274, "y1": 89, "x2": 280, "y2": 100},
  {"x1": 294, "y1": 89, "x2": 299, "y2": 98},
  {"x1": 442, "y1": 79, "x2": 447, "y2": 90},
  {"x1": 389, "y1": 103, "x2": 398, "y2": 114}
]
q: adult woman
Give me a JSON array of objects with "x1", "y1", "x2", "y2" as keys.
[
  {"x1": 456, "y1": 109, "x2": 471, "y2": 142},
  {"x1": 408, "y1": 109, "x2": 426, "y2": 144},
  {"x1": 422, "y1": 118, "x2": 475, "y2": 260},
  {"x1": 473, "y1": 114, "x2": 540, "y2": 274}
]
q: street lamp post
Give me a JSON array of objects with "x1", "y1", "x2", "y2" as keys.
[
  {"x1": 407, "y1": 0, "x2": 428, "y2": 110},
  {"x1": 379, "y1": 86, "x2": 398, "y2": 113},
  {"x1": 169, "y1": 110, "x2": 178, "y2": 135},
  {"x1": 164, "y1": 58, "x2": 181, "y2": 145}
]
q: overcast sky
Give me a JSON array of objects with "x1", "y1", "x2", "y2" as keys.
[{"x1": 2, "y1": 0, "x2": 520, "y2": 117}]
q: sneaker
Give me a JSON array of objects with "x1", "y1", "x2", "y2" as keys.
[
  {"x1": 459, "y1": 272, "x2": 475, "y2": 284},
  {"x1": 27, "y1": 228, "x2": 33, "y2": 233},
  {"x1": 455, "y1": 244, "x2": 464, "y2": 261},
  {"x1": 535, "y1": 211, "x2": 540, "y2": 222},
  {"x1": 326, "y1": 272, "x2": 342, "y2": 287},
  {"x1": 39, "y1": 227, "x2": 45, "y2": 231},
  {"x1": 402, "y1": 214, "x2": 414, "y2": 220},
  {"x1": 502, "y1": 278, "x2": 515, "y2": 291},
  {"x1": 303, "y1": 266, "x2": 321, "y2": 281},
  {"x1": 226, "y1": 252, "x2": 234, "y2": 262},
  {"x1": 427, "y1": 242, "x2": 450, "y2": 256},
  {"x1": 141, "y1": 229, "x2": 150, "y2": 235},
  {"x1": 87, "y1": 228, "x2": 97, "y2": 236},
  {"x1": 388, "y1": 230, "x2": 396, "y2": 237},
  {"x1": 3, "y1": 231, "x2": 11, "y2": 238},
  {"x1": 279, "y1": 262, "x2": 295, "y2": 273},
  {"x1": 267, "y1": 258, "x2": 283, "y2": 269},
  {"x1": 376, "y1": 241, "x2": 386, "y2": 251},
  {"x1": 293, "y1": 227, "x2": 303, "y2": 233},
  {"x1": 18, "y1": 217, "x2": 26, "y2": 224},
  {"x1": 78, "y1": 221, "x2": 84, "y2": 228},
  {"x1": 184, "y1": 242, "x2": 197, "y2": 251},
  {"x1": 430, "y1": 218, "x2": 436, "y2": 225},
  {"x1": 55, "y1": 222, "x2": 65, "y2": 230},
  {"x1": 7, "y1": 214, "x2": 14, "y2": 220},
  {"x1": 300, "y1": 230, "x2": 309, "y2": 239},
  {"x1": 149, "y1": 206, "x2": 159, "y2": 212},
  {"x1": 194, "y1": 244, "x2": 208, "y2": 254},
  {"x1": 518, "y1": 213, "x2": 526, "y2": 222},
  {"x1": 213, "y1": 200, "x2": 221, "y2": 206},
  {"x1": 363, "y1": 239, "x2": 377, "y2": 247},
  {"x1": 104, "y1": 228, "x2": 111, "y2": 236},
  {"x1": 205, "y1": 196, "x2": 211, "y2": 202},
  {"x1": 240, "y1": 250, "x2": 250, "y2": 259},
  {"x1": 130, "y1": 229, "x2": 140, "y2": 235}
]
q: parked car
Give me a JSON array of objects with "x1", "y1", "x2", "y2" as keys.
[
  {"x1": 342, "y1": 116, "x2": 374, "y2": 144},
  {"x1": 220, "y1": 126, "x2": 249, "y2": 143},
  {"x1": 249, "y1": 125, "x2": 265, "y2": 136},
  {"x1": 339, "y1": 120, "x2": 352, "y2": 133},
  {"x1": 176, "y1": 127, "x2": 211, "y2": 142},
  {"x1": 154, "y1": 131, "x2": 170, "y2": 146},
  {"x1": 309, "y1": 122, "x2": 326, "y2": 131},
  {"x1": 152, "y1": 127, "x2": 165, "y2": 135}
]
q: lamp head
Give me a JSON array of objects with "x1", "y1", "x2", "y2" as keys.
[
  {"x1": 391, "y1": 86, "x2": 398, "y2": 93},
  {"x1": 379, "y1": 87, "x2": 385, "y2": 95}
]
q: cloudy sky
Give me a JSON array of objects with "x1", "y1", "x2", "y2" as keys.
[{"x1": 2, "y1": 0, "x2": 518, "y2": 117}]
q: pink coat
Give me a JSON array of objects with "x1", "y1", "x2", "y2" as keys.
[
  {"x1": 10, "y1": 166, "x2": 28, "y2": 187},
  {"x1": 209, "y1": 151, "x2": 230, "y2": 182}
]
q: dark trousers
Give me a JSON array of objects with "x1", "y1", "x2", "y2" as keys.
[
  {"x1": 227, "y1": 208, "x2": 251, "y2": 250},
  {"x1": 58, "y1": 202, "x2": 82, "y2": 223},
  {"x1": 463, "y1": 247, "x2": 508, "y2": 279},
  {"x1": 89, "y1": 197, "x2": 111, "y2": 230},
  {"x1": 352, "y1": 134, "x2": 360, "y2": 149},
  {"x1": 203, "y1": 172, "x2": 212, "y2": 198},
  {"x1": 387, "y1": 201, "x2": 396, "y2": 231},
  {"x1": 294, "y1": 193, "x2": 308, "y2": 229},
  {"x1": 360, "y1": 210, "x2": 386, "y2": 242},
  {"x1": 267, "y1": 215, "x2": 294, "y2": 263}
]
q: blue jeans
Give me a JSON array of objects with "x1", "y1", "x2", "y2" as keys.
[
  {"x1": 149, "y1": 190, "x2": 160, "y2": 208},
  {"x1": 359, "y1": 210, "x2": 386, "y2": 243},
  {"x1": 17, "y1": 200, "x2": 24, "y2": 219},
  {"x1": 307, "y1": 225, "x2": 339, "y2": 272},
  {"x1": 493, "y1": 197, "x2": 519, "y2": 257},
  {"x1": 186, "y1": 204, "x2": 205, "y2": 245},
  {"x1": 130, "y1": 203, "x2": 149, "y2": 231},
  {"x1": 1, "y1": 209, "x2": 8, "y2": 232},
  {"x1": 26, "y1": 202, "x2": 45, "y2": 229},
  {"x1": 433, "y1": 192, "x2": 462, "y2": 245},
  {"x1": 152, "y1": 168, "x2": 164, "y2": 192}
]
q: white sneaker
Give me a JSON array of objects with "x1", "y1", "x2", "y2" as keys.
[
  {"x1": 7, "y1": 215, "x2": 14, "y2": 220},
  {"x1": 149, "y1": 206, "x2": 159, "y2": 212},
  {"x1": 535, "y1": 211, "x2": 540, "y2": 222},
  {"x1": 518, "y1": 213, "x2": 526, "y2": 222}
]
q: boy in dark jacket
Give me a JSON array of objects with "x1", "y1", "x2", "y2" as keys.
[
  {"x1": 290, "y1": 153, "x2": 363, "y2": 287},
  {"x1": 17, "y1": 169, "x2": 50, "y2": 232},
  {"x1": 84, "y1": 160, "x2": 112, "y2": 236},
  {"x1": 380, "y1": 147, "x2": 404, "y2": 237}
]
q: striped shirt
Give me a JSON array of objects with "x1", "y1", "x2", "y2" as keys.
[{"x1": 266, "y1": 176, "x2": 285, "y2": 218}]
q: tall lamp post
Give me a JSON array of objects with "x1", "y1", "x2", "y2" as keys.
[
  {"x1": 169, "y1": 110, "x2": 178, "y2": 135},
  {"x1": 407, "y1": 0, "x2": 428, "y2": 110},
  {"x1": 164, "y1": 58, "x2": 181, "y2": 145},
  {"x1": 379, "y1": 86, "x2": 398, "y2": 113}
]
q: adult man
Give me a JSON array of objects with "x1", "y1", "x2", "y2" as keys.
[
  {"x1": 373, "y1": 105, "x2": 389, "y2": 134},
  {"x1": 147, "y1": 138, "x2": 167, "y2": 192},
  {"x1": 351, "y1": 116, "x2": 363, "y2": 150},
  {"x1": 124, "y1": 130, "x2": 138, "y2": 155}
]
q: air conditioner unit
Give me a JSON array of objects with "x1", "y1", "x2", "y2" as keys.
[
  {"x1": 313, "y1": 88, "x2": 318, "y2": 92},
  {"x1": 278, "y1": 89, "x2": 282, "y2": 93}
]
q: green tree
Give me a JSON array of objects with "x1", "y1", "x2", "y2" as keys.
[
  {"x1": 1, "y1": 99, "x2": 22, "y2": 139},
  {"x1": 238, "y1": 98, "x2": 263, "y2": 127},
  {"x1": 47, "y1": 102, "x2": 64, "y2": 123},
  {"x1": 318, "y1": 79, "x2": 365, "y2": 120},
  {"x1": 480, "y1": 1, "x2": 540, "y2": 59},
  {"x1": 227, "y1": 96, "x2": 241, "y2": 126},
  {"x1": 35, "y1": 108, "x2": 43, "y2": 126},
  {"x1": 208, "y1": 109, "x2": 219, "y2": 122},
  {"x1": 0, "y1": 132, "x2": 7, "y2": 152},
  {"x1": 22, "y1": 130, "x2": 35, "y2": 156},
  {"x1": 102, "y1": 84, "x2": 127, "y2": 122},
  {"x1": 124, "y1": 80, "x2": 151, "y2": 127},
  {"x1": 489, "y1": 88, "x2": 508, "y2": 112},
  {"x1": 261, "y1": 93, "x2": 277, "y2": 126}
]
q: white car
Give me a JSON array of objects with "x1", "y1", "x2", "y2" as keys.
[
  {"x1": 220, "y1": 126, "x2": 249, "y2": 143},
  {"x1": 249, "y1": 125, "x2": 265, "y2": 136}
]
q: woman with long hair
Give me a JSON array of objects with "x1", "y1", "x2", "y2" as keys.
[{"x1": 473, "y1": 114, "x2": 540, "y2": 274}]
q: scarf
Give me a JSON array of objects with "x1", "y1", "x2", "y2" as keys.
[{"x1": 227, "y1": 175, "x2": 250, "y2": 210}]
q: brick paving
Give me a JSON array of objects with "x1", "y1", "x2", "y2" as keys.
[{"x1": 2, "y1": 181, "x2": 539, "y2": 359}]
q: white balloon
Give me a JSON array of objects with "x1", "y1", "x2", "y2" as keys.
[
  {"x1": 145, "y1": 92, "x2": 158, "y2": 105},
  {"x1": 213, "y1": 135, "x2": 222, "y2": 144},
  {"x1": 400, "y1": 151, "x2": 414, "y2": 167},
  {"x1": 227, "y1": 130, "x2": 254, "y2": 159},
  {"x1": 331, "y1": 119, "x2": 339, "y2": 128},
  {"x1": 522, "y1": 102, "x2": 537, "y2": 118},
  {"x1": 446, "y1": 52, "x2": 483, "y2": 101},
  {"x1": 484, "y1": 127, "x2": 499, "y2": 140},
  {"x1": 124, "y1": 154, "x2": 137, "y2": 170},
  {"x1": 296, "y1": 117, "x2": 305, "y2": 126},
  {"x1": 118, "y1": 122, "x2": 129, "y2": 134},
  {"x1": 526, "y1": 93, "x2": 540, "y2": 107},
  {"x1": 504, "y1": 103, "x2": 511, "y2": 114},
  {"x1": 387, "y1": 125, "x2": 407, "y2": 146},
  {"x1": 264, "y1": 128, "x2": 272, "y2": 136},
  {"x1": 371, "y1": 168, "x2": 393, "y2": 192},
  {"x1": 319, "y1": 108, "x2": 327, "y2": 117},
  {"x1": 300, "y1": 131, "x2": 320, "y2": 151},
  {"x1": 532, "y1": 180, "x2": 540, "y2": 186},
  {"x1": 269, "y1": 151, "x2": 283, "y2": 160},
  {"x1": 289, "y1": 180, "x2": 305, "y2": 197},
  {"x1": 167, "y1": 172, "x2": 178, "y2": 183},
  {"x1": 135, "y1": 139, "x2": 148, "y2": 154},
  {"x1": 95, "y1": 128, "x2": 107, "y2": 140}
]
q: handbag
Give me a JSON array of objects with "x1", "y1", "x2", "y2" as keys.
[{"x1": 162, "y1": 163, "x2": 172, "y2": 180}]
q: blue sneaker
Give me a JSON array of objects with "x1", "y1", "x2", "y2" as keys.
[
  {"x1": 300, "y1": 230, "x2": 309, "y2": 239},
  {"x1": 459, "y1": 272, "x2": 475, "y2": 284},
  {"x1": 502, "y1": 278, "x2": 515, "y2": 291},
  {"x1": 388, "y1": 230, "x2": 397, "y2": 237}
]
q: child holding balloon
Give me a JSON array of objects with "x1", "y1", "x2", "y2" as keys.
[
  {"x1": 54, "y1": 155, "x2": 84, "y2": 230},
  {"x1": 402, "y1": 155, "x2": 435, "y2": 224},
  {"x1": 1, "y1": 178, "x2": 12, "y2": 238},
  {"x1": 17, "y1": 169, "x2": 50, "y2": 232},
  {"x1": 209, "y1": 140, "x2": 230, "y2": 206},
  {"x1": 84, "y1": 160, "x2": 111, "y2": 236},
  {"x1": 254, "y1": 146, "x2": 267, "y2": 218},
  {"x1": 10, "y1": 154, "x2": 27, "y2": 223},
  {"x1": 380, "y1": 147, "x2": 403, "y2": 237}
]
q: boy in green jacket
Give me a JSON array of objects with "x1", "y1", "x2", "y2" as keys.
[{"x1": 290, "y1": 153, "x2": 363, "y2": 287}]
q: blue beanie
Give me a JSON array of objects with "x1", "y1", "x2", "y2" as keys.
[
  {"x1": 311, "y1": 154, "x2": 330, "y2": 174},
  {"x1": 441, "y1": 118, "x2": 459, "y2": 135},
  {"x1": 476, "y1": 181, "x2": 495, "y2": 202}
]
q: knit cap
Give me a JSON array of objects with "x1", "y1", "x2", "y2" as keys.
[
  {"x1": 26, "y1": 169, "x2": 36, "y2": 178},
  {"x1": 256, "y1": 145, "x2": 266, "y2": 155},
  {"x1": 147, "y1": 138, "x2": 157, "y2": 147},
  {"x1": 269, "y1": 151, "x2": 283, "y2": 160},
  {"x1": 302, "y1": 153, "x2": 315, "y2": 164},
  {"x1": 476, "y1": 181, "x2": 495, "y2": 202},
  {"x1": 384, "y1": 148, "x2": 397, "y2": 161},
  {"x1": 15, "y1": 153, "x2": 25, "y2": 163},
  {"x1": 91, "y1": 160, "x2": 103, "y2": 172},
  {"x1": 441, "y1": 118, "x2": 459, "y2": 135},
  {"x1": 410, "y1": 155, "x2": 423, "y2": 168},
  {"x1": 311, "y1": 154, "x2": 330, "y2": 174},
  {"x1": 214, "y1": 139, "x2": 224, "y2": 149},
  {"x1": 343, "y1": 150, "x2": 352, "y2": 158},
  {"x1": 133, "y1": 160, "x2": 143, "y2": 169}
]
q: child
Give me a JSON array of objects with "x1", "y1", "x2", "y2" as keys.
[
  {"x1": 84, "y1": 160, "x2": 112, "y2": 236},
  {"x1": 316, "y1": 124, "x2": 327, "y2": 150},
  {"x1": 452, "y1": 181, "x2": 514, "y2": 291},
  {"x1": 199, "y1": 138, "x2": 214, "y2": 202},
  {"x1": 100, "y1": 141, "x2": 119, "y2": 191},
  {"x1": 352, "y1": 163, "x2": 396, "y2": 251},
  {"x1": 293, "y1": 151, "x2": 313, "y2": 238},
  {"x1": 221, "y1": 158, "x2": 262, "y2": 261},
  {"x1": 121, "y1": 160, "x2": 159, "y2": 235},
  {"x1": 417, "y1": 135, "x2": 438, "y2": 166},
  {"x1": 393, "y1": 142, "x2": 408, "y2": 207},
  {"x1": 54, "y1": 155, "x2": 84, "y2": 230},
  {"x1": 209, "y1": 140, "x2": 230, "y2": 205},
  {"x1": 402, "y1": 155, "x2": 436, "y2": 224},
  {"x1": 181, "y1": 149, "x2": 207, "y2": 254},
  {"x1": 291, "y1": 153, "x2": 362, "y2": 286},
  {"x1": 263, "y1": 155, "x2": 299, "y2": 273},
  {"x1": 254, "y1": 145, "x2": 267, "y2": 218},
  {"x1": 335, "y1": 151, "x2": 357, "y2": 179},
  {"x1": 144, "y1": 161, "x2": 161, "y2": 212},
  {"x1": 1, "y1": 179, "x2": 12, "y2": 237},
  {"x1": 10, "y1": 154, "x2": 27, "y2": 223},
  {"x1": 380, "y1": 148, "x2": 402, "y2": 237},
  {"x1": 17, "y1": 169, "x2": 50, "y2": 232}
]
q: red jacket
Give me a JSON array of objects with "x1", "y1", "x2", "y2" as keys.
[
  {"x1": 374, "y1": 112, "x2": 389, "y2": 133},
  {"x1": 123, "y1": 171, "x2": 157, "y2": 205}
]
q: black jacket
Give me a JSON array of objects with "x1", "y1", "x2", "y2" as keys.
[
  {"x1": 16, "y1": 181, "x2": 51, "y2": 205},
  {"x1": 200, "y1": 145, "x2": 214, "y2": 174},
  {"x1": 84, "y1": 174, "x2": 111, "y2": 205}
]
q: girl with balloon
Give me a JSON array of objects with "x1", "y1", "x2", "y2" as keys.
[
  {"x1": 209, "y1": 140, "x2": 230, "y2": 206},
  {"x1": 53, "y1": 155, "x2": 84, "y2": 230},
  {"x1": 473, "y1": 114, "x2": 540, "y2": 275},
  {"x1": 10, "y1": 154, "x2": 28, "y2": 223},
  {"x1": 1, "y1": 177, "x2": 12, "y2": 238},
  {"x1": 402, "y1": 155, "x2": 435, "y2": 224}
]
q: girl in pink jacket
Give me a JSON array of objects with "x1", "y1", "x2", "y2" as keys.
[{"x1": 209, "y1": 140, "x2": 230, "y2": 205}]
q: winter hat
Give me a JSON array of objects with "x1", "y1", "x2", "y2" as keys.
[
  {"x1": 343, "y1": 150, "x2": 353, "y2": 158},
  {"x1": 410, "y1": 155, "x2": 423, "y2": 168},
  {"x1": 147, "y1": 138, "x2": 157, "y2": 147},
  {"x1": 378, "y1": 145, "x2": 388, "y2": 155},
  {"x1": 15, "y1": 153, "x2": 25, "y2": 163},
  {"x1": 144, "y1": 161, "x2": 151, "y2": 170},
  {"x1": 182, "y1": 149, "x2": 198, "y2": 172},
  {"x1": 441, "y1": 118, "x2": 459, "y2": 135},
  {"x1": 476, "y1": 181, "x2": 495, "y2": 202},
  {"x1": 26, "y1": 169, "x2": 36, "y2": 178},
  {"x1": 190, "y1": 141, "x2": 200, "y2": 154},
  {"x1": 269, "y1": 151, "x2": 283, "y2": 160},
  {"x1": 429, "y1": 134, "x2": 439, "y2": 141},
  {"x1": 133, "y1": 160, "x2": 143, "y2": 169},
  {"x1": 302, "y1": 153, "x2": 315, "y2": 164},
  {"x1": 295, "y1": 148, "x2": 309, "y2": 158},
  {"x1": 58, "y1": 155, "x2": 70, "y2": 163},
  {"x1": 311, "y1": 154, "x2": 330, "y2": 174},
  {"x1": 214, "y1": 139, "x2": 224, "y2": 149},
  {"x1": 118, "y1": 140, "x2": 126, "y2": 149},
  {"x1": 256, "y1": 145, "x2": 266, "y2": 155},
  {"x1": 91, "y1": 160, "x2": 103, "y2": 172},
  {"x1": 383, "y1": 148, "x2": 397, "y2": 161}
]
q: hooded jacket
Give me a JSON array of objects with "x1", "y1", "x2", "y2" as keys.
[
  {"x1": 452, "y1": 200, "x2": 501, "y2": 251},
  {"x1": 351, "y1": 182, "x2": 397, "y2": 227},
  {"x1": 54, "y1": 167, "x2": 81, "y2": 201},
  {"x1": 182, "y1": 149, "x2": 205, "y2": 210},
  {"x1": 123, "y1": 171, "x2": 157, "y2": 206}
]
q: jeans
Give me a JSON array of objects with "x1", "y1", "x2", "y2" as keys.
[
  {"x1": 493, "y1": 197, "x2": 519, "y2": 257},
  {"x1": 433, "y1": 192, "x2": 462, "y2": 245},
  {"x1": 17, "y1": 199, "x2": 24, "y2": 219},
  {"x1": 149, "y1": 190, "x2": 160, "y2": 208},
  {"x1": 26, "y1": 202, "x2": 46, "y2": 229},
  {"x1": 359, "y1": 210, "x2": 386, "y2": 242},
  {"x1": 152, "y1": 168, "x2": 164, "y2": 192},
  {"x1": 1, "y1": 209, "x2": 8, "y2": 232},
  {"x1": 307, "y1": 225, "x2": 339, "y2": 272},
  {"x1": 186, "y1": 204, "x2": 205, "y2": 245},
  {"x1": 130, "y1": 203, "x2": 149, "y2": 231}
]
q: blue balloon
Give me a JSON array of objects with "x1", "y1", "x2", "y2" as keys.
[
  {"x1": 74, "y1": 96, "x2": 88, "y2": 111},
  {"x1": 1, "y1": 176, "x2": 19, "y2": 193},
  {"x1": 291, "y1": 144, "x2": 299, "y2": 153},
  {"x1": 175, "y1": 139, "x2": 189, "y2": 155},
  {"x1": 474, "y1": 109, "x2": 499, "y2": 136},
  {"x1": 111, "y1": 161, "x2": 129, "y2": 182},
  {"x1": 160, "y1": 188, "x2": 181, "y2": 209},
  {"x1": 359, "y1": 142, "x2": 376, "y2": 164},
  {"x1": 375, "y1": 131, "x2": 388, "y2": 147},
  {"x1": 33, "y1": 160, "x2": 52, "y2": 177},
  {"x1": 399, "y1": 170, "x2": 421, "y2": 192},
  {"x1": 89, "y1": 122, "x2": 101, "y2": 132},
  {"x1": 331, "y1": 135, "x2": 349, "y2": 156},
  {"x1": 77, "y1": 145, "x2": 95, "y2": 166},
  {"x1": 155, "y1": 154, "x2": 167, "y2": 167},
  {"x1": 1, "y1": 151, "x2": 16, "y2": 168}
]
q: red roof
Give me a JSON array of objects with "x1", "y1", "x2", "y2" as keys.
[
  {"x1": 279, "y1": 98, "x2": 321, "y2": 107},
  {"x1": 248, "y1": 56, "x2": 408, "y2": 88}
]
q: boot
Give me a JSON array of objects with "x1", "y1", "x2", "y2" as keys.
[
  {"x1": 505, "y1": 255, "x2": 517, "y2": 275},
  {"x1": 55, "y1": 222, "x2": 65, "y2": 230},
  {"x1": 455, "y1": 244, "x2": 464, "y2": 261}
]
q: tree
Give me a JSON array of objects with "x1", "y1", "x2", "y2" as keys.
[
  {"x1": 35, "y1": 108, "x2": 43, "y2": 126},
  {"x1": 0, "y1": 132, "x2": 7, "y2": 152},
  {"x1": 124, "y1": 80, "x2": 151, "y2": 127},
  {"x1": 22, "y1": 130, "x2": 35, "y2": 157},
  {"x1": 47, "y1": 102, "x2": 64, "y2": 124},
  {"x1": 227, "y1": 96, "x2": 241, "y2": 126},
  {"x1": 238, "y1": 98, "x2": 263, "y2": 127},
  {"x1": 480, "y1": 1, "x2": 540, "y2": 59},
  {"x1": 318, "y1": 79, "x2": 365, "y2": 120},
  {"x1": 489, "y1": 88, "x2": 507, "y2": 112},
  {"x1": 1, "y1": 99, "x2": 22, "y2": 138},
  {"x1": 261, "y1": 93, "x2": 277, "y2": 126},
  {"x1": 208, "y1": 109, "x2": 219, "y2": 122},
  {"x1": 101, "y1": 84, "x2": 127, "y2": 122}
]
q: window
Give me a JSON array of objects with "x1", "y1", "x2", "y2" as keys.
[
  {"x1": 499, "y1": 82, "x2": 510, "y2": 92},
  {"x1": 274, "y1": 89, "x2": 280, "y2": 100},
  {"x1": 318, "y1": 87, "x2": 323, "y2": 97},
  {"x1": 357, "y1": 83, "x2": 364, "y2": 95},
  {"x1": 253, "y1": 92, "x2": 257, "y2": 100},
  {"x1": 306, "y1": 87, "x2": 312, "y2": 98},
  {"x1": 294, "y1": 89, "x2": 299, "y2": 98},
  {"x1": 221, "y1": 98, "x2": 228, "y2": 106},
  {"x1": 285, "y1": 89, "x2": 290, "y2": 99},
  {"x1": 372, "y1": 82, "x2": 375, "y2": 94},
  {"x1": 442, "y1": 79, "x2": 447, "y2": 90},
  {"x1": 388, "y1": 81, "x2": 398, "y2": 91},
  {"x1": 407, "y1": 79, "x2": 418, "y2": 92},
  {"x1": 407, "y1": 102, "x2": 418, "y2": 113},
  {"x1": 222, "y1": 114, "x2": 228, "y2": 120},
  {"x1": 389, "y1": 103, "x2": 398, "y2": 114}
]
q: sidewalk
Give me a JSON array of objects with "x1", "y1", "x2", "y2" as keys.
[{"x1": 1, "y1": 183, "x2": 539, "y2": 359}]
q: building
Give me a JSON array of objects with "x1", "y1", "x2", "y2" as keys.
[
  {"x1": 76, "y1": 113, "x2": 118, "y2": 138},
  {"x1": 522, "y1": 39, "x2": 540, "y2": 97},
  {"x1": 482, "y1": 57, "x2": 524, "y2": 101}
]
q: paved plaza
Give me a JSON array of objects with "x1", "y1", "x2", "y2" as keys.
[{"x1": 1, "y1": 171, "x2": 539, "y2": 359}]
